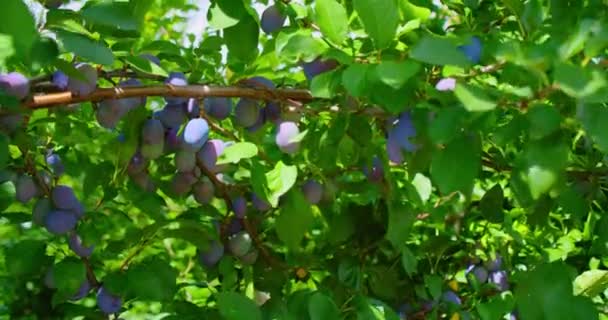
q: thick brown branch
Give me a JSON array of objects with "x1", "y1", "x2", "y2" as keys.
[{"x1": 26, "y1": 85, "x2": 314, "y2": 109}]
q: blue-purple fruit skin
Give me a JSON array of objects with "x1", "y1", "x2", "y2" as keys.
[
  {"x1": 197, "y1": 139, "x2": 226, "y2": 173},
  {"x1": 68, "y1": 233, "x2": 94, "y2": 258},
  {"x1": 184, "y1": 98, "x2": 200, "y2": 118},
  {"x1": 164, "y1": 72, "x2": 188, "y2": 104},
  {"x1": 68, "y1": 63, "x2": 97, "y2": 96},
  {"x1": 45, "y1": 152, "x2": 65, "y2": 176},
  {"x1": 489, "y1": 270, "x2": 509, "y2": 291},
  {"x1": 468, "y1": 265, "x2": 489, "y2": 283},
  {"x1": 182, "y1": 118, "x2": 210, "y2": 151},
  {"x1": 228, "y1": 231, "x2": 252, "y2": 257},
  {"x1": 302, "y1": 58, "x2": 338, "y2": 81},
  {"x1": 118, "y1": 78, "x2": 146, "y2": 109},
  {"x1": 140, "y1": 53, "x2": 161, "y2": 66},
  {"x1": 0, "y1": 114, "x2": 23, "y2": 133},
  {"x1": 51, "y1": 185, "x2": 80, "y2": 210},
  {"x1": 240, "y1": 249, "x2": 258, "y2": 265},
  {"x1": 275, "y1": 121, "x2": 300, "y2": 154},
  {"x1": 364, "y1": 156, "x2": 384, "y2": 182},
  {"x1": 156, "y1": 103, "x2": 186, "y2": 129},
  {"x1": 302, "y1": 180, "x2": 323, "y2": 204},
  {"x1": 441, "y1": 290, "x2": 462, "y2": 305},
  {"x1": 70, "y1": 279, "x2": 91, "y2": 301},
  {"x1": 141, "y1": 119, "x2": 165, "y2": 145},
  {"x1": 242, "y1": 76, "x2": 275, "y2": 90},
  {"x1": 198, "y1": 240, "x2": 224, "y2": 268},
  {"x1": 175, "y1": 150, "x2": 196, "y2": 172},
  {"x1": 204, "y1": 97, "x2": 233, "y2": 120},
  {"x1": 33, "y1": 198, "x2": 52, "y2": 226},
  {"x1": 171, "y1": 172, "x2": 197, "y2": 196},
  {"x1": 52, "y1": 71, "x2": 69, "y2": 90},
  {"x1": 227, "y1": 217, "x2": 243, "y2": 236},
  {"x1": 96, "y1": 286, "x2": 122, "y2": 314},
  {"x1": 16, "y1": 175, "x2": 39, "y2": 203},
  {"x1": 141, "y1": 142, "x2": 164, "y2": 160},
  {"x1": 193, "y1": 179, "x2": 215, "y2": 204},
  {"x1": 485, "y1": 255, "x2": 502, "y2": 271},
  {"x1": 232, "y1": 196, "x2": 247, "y2": 218},
  {"x1": 44, "y1": 210, "x2": 78, "y2": 235},
  {"x1": 260, "y1": 5, "x2": 286, "y2": 34},
  {"x1": 251, "y1": 193, "x2": 271, "y2": 211},
  {"x1": 459, "y1": 36, "x2": 482, "y2": 64},
  {"x1": 130, "y1": 171, "x2": 156, "y2": 193},
  {"x1": 0, "y1": 72, "x2": 30, "y2": 99},
  {"x1": 234, "y1": 99, "x2": 260, "y2": 127}
]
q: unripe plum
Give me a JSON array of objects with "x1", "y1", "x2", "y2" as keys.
[
  {"x1": 234, "y1": 99, "x2": 260, "y2": 127},
  {"x1": 68, "y1": 233, "x2": 94, "y2": 258},
  {"x1": 275, "y1": 121, "x2": 300, "y2": 154},
  {"x1": 197, "y1": 139, "x2": 226, "y2": 173},
  {"x1": 175, "y1": 150, "x2": 196, "y2": 172},
  {"x1": 96, "y1": 286, "x2": 122, "y2": 314},
  {"x1": 0, "y1": 72, "x2": 30, "y2": 100},
  {"x1": 302, "y1": 58, "x2": 338, "y2": 81},
  {"x1": 130, "y1": 171, "x2": 156, "y2": 193},
  {"x1": 164, "y1": 72, "x2": 188, "y2": 104},
  {"x1": 203, "y1": 97, "x2": 233, "y2": 120},
  {"x1": 246, "y1": 109, "x2": 266, "y2": 133},
  {"x1": 68, "y1": 63, "x2": 97, "y2": 96},
  {"x1": 141, "y1": 119, "x2": 165, "y2": 145},
  {"x1": 302, "y1": 180, "x2": 323, "y2": 204},
  {"x1": 228, "y1": 231, "x2": 252, "y2": 257},
  {"x1": 193, "y1": 178, "x2": 215, "y2": 204},
  {"x1": 16, "y1": 175, "x2": 39, "y2": 203},
  {"x1": 182, "y1": 118, "x2": 209, "y2": 151},
  {"x1": 141, "y1": 142, "x2": 164, "y2": 160},
  {"x1": 32, "y1": 198, "x2": 52, "y2": 226},
  {"x1": 198, "y1": 240, "x2": 224, "y2": 268},
  {"x1": 231, "y1": 196, "x2": 247, "y2": 218},
  {"x1": 260, "y1": 5, "x2": 286, "y2": 34},
  {"x1": 171, "y1": 172, "x2": 197, "y2": 196},
  {"x1": 44, "y1": 210, "x2": 78, "y2": 235}
]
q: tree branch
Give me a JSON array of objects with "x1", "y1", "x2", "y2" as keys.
[{"x1": 26, "y1": 85, "x2": 314, "y2": 109}]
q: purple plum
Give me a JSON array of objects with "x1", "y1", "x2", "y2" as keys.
[
  {"x1": 0, "y1": 72, "x2": 30, "y2": 99},
  {"x1": 275, "y1": 121, "x2": 300, "y2": 154}
]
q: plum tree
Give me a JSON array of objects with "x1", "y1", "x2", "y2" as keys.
[
  {"x1": 96, "y1": 286, "x2": 122, "y2": 314},
  {"x1": 67, "y1": 63, "x2": 98, "y2": 96},
  {"x1": 301, "y1": 57, "x2": 338, "y2": 81},
  {"x1": 15, "y1": 175, "x2": 39, "y2": 203},
  {"x1": 275, "y1": 121, "x2": 300, "y2": 154},
  {"x1": 197, "y1": 240, "x2": 224, "y2": 268},
  {"x1": 203, "y1": 97, "x2": 232, "y2": 120},
  {"x1": 44, "y1": 210, "x2": 78, "y2": 235},
  {"x1": 68, "y1": 233, "x2": 94, "y2": 258},
  {"x1": 231, "y1": 196, "x2": 247, "y2": 218},
  {"x1": 228, "y1": 231, "x2": 252, "y2": 257},
  {"x1": 0, "y1": 72, "x2": 30, "y2": 99},
  {"x1": 302, "y1": 180, "x2": 323, "y2": 204},
  {"x1": 441, "y1": 291, "x2": 461, "y2": 306},
  {"x1": 260, "y1": 5, "x2": 286, "y2": 34},
  {"x1": 164, "y1": 72, "x2": 188, "y2": 104},
  {"x1": 192, "y1": 178, "x2": 215, "y2": 204},
  {"x1": 196, "y1": 139, "x2": 226, "y2": 173},
  {"x1": 234, "y1": 99, "x2": 260, "y2": 127}
]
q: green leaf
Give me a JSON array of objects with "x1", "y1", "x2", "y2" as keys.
[
  {"x1": 554, "y1": 62, "x2": 608, "y2": 100},
  {"x1": 454, "y1": 83, "x2": 497, "y2": 112},
  {"x1": 276, "y1": 191, "x2": 314, "y2": 249},
  {"x1": 5, "y1": 240, "x2": 47, "y2": 277},
  {"x1": 0, "y1": 134, "x2": 8, "y2": 170},
  {"x1": 52, "y1": 258, "x2": 87, "y2": 297},
  {"x1": 578, "y1": 103, "x2": 608, "y2": 153},
  {"x1": 410, "y1": 34, "x2": 471, "y2": 67},
  {"x1": 480, "y1": 184, "x2": 504, "y2": 223},
  {"x1": 428, "y1": 107, "x2": 466, "y2": 144},
  {"x1": 0, "y1": 180, "x2": 16, "y2": 212},
  {"x1": 217, "y1": 292, "x2": 262, "y2": 320},
  {"x1": 354, "y1": 296, "x2": 400, "y2": 320},
  {"x1": 476, "y1": 295, "x2": 516, "y2": 320},
  {"x1": 311, "y1": 70, "x2": 341, "y2": 98},
  {"x1": 430, "y1": 134, "x2": 481, "y2": 195},
  {"x1": 224, "y1": 12, "x2": 259, "y2": 62},
  {"x1": 0, "y1": 0, "x2": 37, "y2": 54},
  {"x1": 216, "y1": 142, "x2": 258, "y2": 165},
  {"x1": 266, "y1": 161, "x2": 298, "y2": 207},
  {"x1": 386, "y1": 202, "x2": 414, "y2": 248},
  {"x1": 276, "y1": 30, "x2": 328, "y2": 63},
  {"x1": 81, "y1": 1, "x2": 138, "y2": 31},
  {"x1": 207, "y1": 1, "x2": 245, "y2": 29},
  {"x1": 411, "y1": 173, "x2": 431, "y2": 204},
  {"x1": 374, "y1": 60, "x2": 421, "y2": 89},
  {"x1": 400, "y1": 246, "x2": 418, "y2": 276},
  {"x1": 124, "y1": 55, "x2": 168, "y2": 77},
  {"x1": 127, "y1": 259, "x2": 178, "y2": 301},
  {"x1": 308, "y1": 292, "x2": 341, "y2": 320},
  {"x1": 315, "y1": 0, "x2": 349, "y2": 45},
  {"x1": 574, "y1": 270, "x2": 608, "y2": 297},
  {"x1": 55, "y1": 29, "x2": 114, "y2": 65},
  {"x1": 527, "y1": 104, "x2": 561, "y2": 139},
  {"x1": 342, "y1": 63, "x2": 371, "y2": 97},
  {"x1": 353, "y1": 0, "x2": 399, "y2": 49}
]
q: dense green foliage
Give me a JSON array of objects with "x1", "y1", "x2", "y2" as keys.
[{"x1": 1, "y1": 0, "x2": 608, "y2": 319}]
